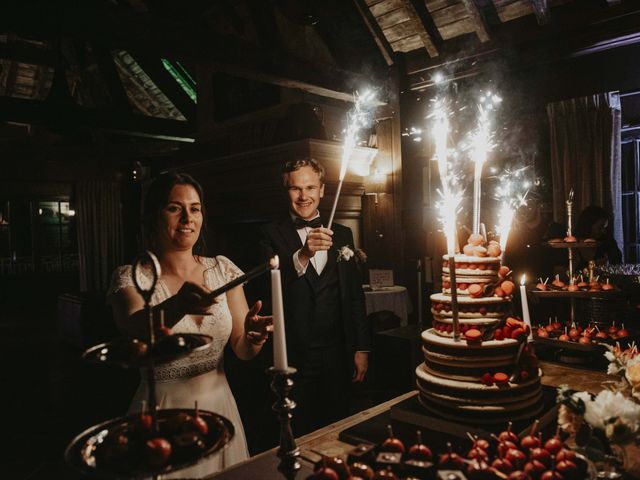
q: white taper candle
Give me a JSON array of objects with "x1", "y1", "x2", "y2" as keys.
[
  {"x1": 271, "y1": 256, "x2": 288, "y2": 370},
  {"x1": 520, "y1": 274, "x2": 533, "y2": 341}
]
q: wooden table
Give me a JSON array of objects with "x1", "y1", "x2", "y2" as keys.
[{"x1": 210, "y1": 361, "x2": 610, "y2": 478}]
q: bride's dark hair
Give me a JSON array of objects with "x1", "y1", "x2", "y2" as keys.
[{"x1": 142, "y1": 172, "x2": 208, "y2": 256}]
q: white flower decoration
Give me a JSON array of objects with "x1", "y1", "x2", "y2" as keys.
[
  {"x1": 583, "y1": 390, "x2": 640, "y2": 435},
  {"x1": 337, "y1": 245, "x2": 355, "y2": 262}
]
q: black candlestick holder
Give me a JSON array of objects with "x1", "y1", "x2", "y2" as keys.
[{"x1": 268, "y1": 366, "x2": 301, "y2": 480}]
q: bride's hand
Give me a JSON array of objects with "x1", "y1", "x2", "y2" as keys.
[
  {"x1": 244, "y1": 300, "x2": 273, "y2": 346},
  {"x1": 176, "y1": 281, "x2": 217, "y2": 315}
]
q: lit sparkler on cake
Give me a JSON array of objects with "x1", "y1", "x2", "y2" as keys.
[{"x1": 416, "y1": 90, "x2": 543, "y2": 425}]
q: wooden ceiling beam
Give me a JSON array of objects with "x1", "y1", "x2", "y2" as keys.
[
  {"x1": 530, "y1": 0, "x2": 550, "y2": 25},
  {"x1": 403, "y1": 0, "x2": 439, "y2": 57},
  {"x1": 469, "y1": 0, "x2": 502, "y2": 32},
  {"x1": 3, "y1": 4, "x2": 385, "y2": 105},
  {"x1": 460, "y1": 0, "x2": 490, "y2": 42},
  {"x1": 352, "y1": 0, "x2": 395, "y2": 66},
  {"x1": 0, "y1": 96, "x2": 195, "y2": 141},
  {"x1": 128, "y1": 53, "x2": 196, "y2": 121},
  {"x1": 407, "y1": 0, "x2": 443, "y2": 50},
  {"x1": 92, "y1": 46, "x2": 132, "y2": 112}
]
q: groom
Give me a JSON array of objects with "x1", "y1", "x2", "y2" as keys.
[{"x1": 260, "y1": 158, "x2": 370, "y2": 436}]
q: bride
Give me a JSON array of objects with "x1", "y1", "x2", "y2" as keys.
[{"x1": 108, "y1": 172, "x2": 271, "y2": 477}]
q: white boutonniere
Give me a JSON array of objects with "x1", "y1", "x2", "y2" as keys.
[{"x1": 337, "y1": 245, "x2": 355, "y2": 262}]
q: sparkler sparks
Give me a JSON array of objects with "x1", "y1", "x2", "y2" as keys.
[
  {"x1": 494, "y1": 167, "x2": 530, "y2": 253},
  {"x1": 327, "y1": 89, "x2": 378, "y2": 229},
  {"x1": 469, "y1": 92, "x2": 501, "y2": 235}
]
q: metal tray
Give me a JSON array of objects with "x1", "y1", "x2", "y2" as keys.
[
  {"x1": 83, "y1": 334, "x2": 213, "y2": 368},
  {"x1": 65, "y1": 408, "x2": 234, "y2": 479}
]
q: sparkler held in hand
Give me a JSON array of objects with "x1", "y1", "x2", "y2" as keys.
[{"x1": 327, "y1": 89, "x2": 377, "y2": 230}]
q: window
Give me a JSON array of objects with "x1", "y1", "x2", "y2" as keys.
[{"x1": 0, "y1": 198, "x2": 78, "y2": 275}]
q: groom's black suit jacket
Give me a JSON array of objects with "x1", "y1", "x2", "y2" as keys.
[{"x1": 259, "y1": 216, "x2": 370, "y2": 368}]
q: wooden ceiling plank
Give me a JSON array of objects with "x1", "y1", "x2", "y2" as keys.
[
  {"x1": 353, "y1": 0, "x2": 395, "y2": 65},
  {"x1": 391, "y1": 35, "x2": 425, "y2": 52},
  {"x1": 370, "y1": 0, "x2": 406, "y2": 18},
  {"x1": 426, "y1": 0, "x2": 460, "y2": 12},
  {"x1": 430, "y1": 4, "x2": 471, "y2": 26},
  {"x1": 376, "y1": 8, "x2": 412, "y2": 29},
  {"x1": 438, "y1": 18, "x2": 477, "y2": 39},
  {"x1": 496, "y1": 1, "x2": 534, "y2": 23}
]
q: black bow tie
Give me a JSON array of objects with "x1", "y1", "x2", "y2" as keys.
[{"x1": 293, "y1": 217, "x2": 322, "y2": 229}]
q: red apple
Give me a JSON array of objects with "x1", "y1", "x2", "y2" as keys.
[
  {"x1": 313, "y1": 466, "x2": 340, "y2": 480},
  {"x1": 498, "y1": 422, "x2": 520, "y2": 444},
  {"x1": 543, "y1": 430, "x2": 564, "y2": 455},
  {"x1": 190, "y1": 403, "x2": 209, "y2": 435},
  {"x1": 506, "y1": 448, "x2": 527, "y2": 470},
  {"x1": 145, "y1": 437, "x2": 172, "y2": 467},
  {"x1": 555, "y1": 448, "x2": 576, "y2": 463},
  {"x1": 467, "y1": 447, "x2": 489, "y2": 462},
  {"x1": 536, "y1": 328, "x2": 549, "y2": 338},
  {"x1": 529, "y1": 447, "x2": 551, "y2": 468},
  {"x1": 556, "y1": 460, "x2": 578, "y2": 478},
  {"x1": 520, "y1": 420, "x2": 541, "y2": 452},
  {"x1": 617, "y1": 325, "x2": 630, "y2": 338},
  {"x1": 439, "y1": 442, "x2": 465, "y2": 469},
  {"x1": 407, "y1": 430, "x2": 432, "y2": 461},
  {"x1": 492, "y1": 457, "x2": 515, "y2": 474},
  {"x1": 524, "y1": 459, "x2": 547, "y2": 479},
  {"x1": 381, "y1": 425, "x2": 405, "y2": 453},
  {"x1": 496, "y1": 439, "x2": 519, "y2": 458}
]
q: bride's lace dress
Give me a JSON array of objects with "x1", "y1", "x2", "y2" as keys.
[{"x1": 108, "y1": 256, "x2": 249, "y2": 478}]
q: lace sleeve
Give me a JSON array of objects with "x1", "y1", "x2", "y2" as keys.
[
  {"x1": 107, "y1": 265, "x2": 134, "y2": 297},
  {"x1": 212, "y1": 255, "x2": 244, "y2": 282}
]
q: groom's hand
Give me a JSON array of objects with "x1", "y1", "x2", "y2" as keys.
[{"x1": 300, "y1": 227, "x2": 333, "y2": 262}]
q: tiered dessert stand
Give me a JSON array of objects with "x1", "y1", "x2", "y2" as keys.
[
  {"x1": 65, "y1": 251, "x2": 234, "y2": 479},
  {"x1": 530, "y1": 193, "x2": 625, "y2": 363}
]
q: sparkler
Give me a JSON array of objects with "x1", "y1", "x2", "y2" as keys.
[
  {"x1": 469, "y1": 93, "x2": 501, "y2": 235},
  {"x1": 430, "y1": 97, "x2": 463, "y2": 340},
  {"x1": 494, "y1": 167, "x2": 529, "y2": 254},
  {"x1": 327, "y1": 89, "x2": 377, "y2": 230}
]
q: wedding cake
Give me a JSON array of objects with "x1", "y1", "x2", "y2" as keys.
[{"x1": 416, "y1": 233, "x2": 544, "y2": 425}]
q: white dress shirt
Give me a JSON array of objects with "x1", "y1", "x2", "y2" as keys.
[{"x1": 292, "y1": 214, "x2": 327, "y2": 276}]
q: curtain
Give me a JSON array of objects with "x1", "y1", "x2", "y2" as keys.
[
  {"x1": 76, "y1": 179, "x2": 123, "y2": 292},
  {"x1": 547, "y1": 92, "x2": 623, "y2": 259}
]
